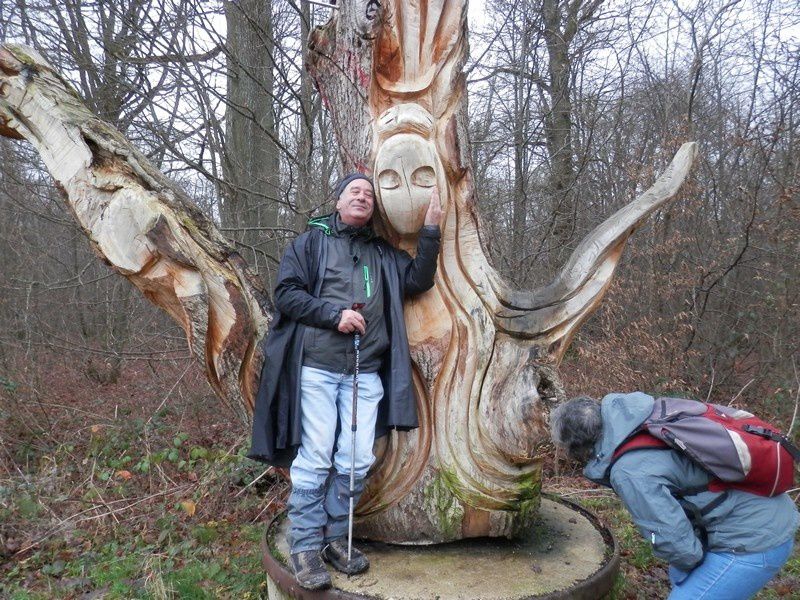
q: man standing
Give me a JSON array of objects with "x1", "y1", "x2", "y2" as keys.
[
  {"x1": 550, "y1": 393, "x2": 798, "y2": 600},
  {"x1": 249, "y1": 173, "x2": 442, "y2": 589}
]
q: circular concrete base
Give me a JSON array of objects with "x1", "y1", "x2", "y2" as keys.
[{"x1": 262, "y1": 495, "x2": 619, "y2": 600}]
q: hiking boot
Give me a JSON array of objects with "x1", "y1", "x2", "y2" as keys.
[
  {"x1": 290, "y1": 550, "x2": 332, "y2": 590},
  {"x1": 322, "y1": 538, "x2": 370, "y2": 575}
]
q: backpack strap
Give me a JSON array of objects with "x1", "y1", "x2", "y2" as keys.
[
  {"x1": 612, "y1": 431, "x2": 670, "y2": 461},
  {"x1": 669, "y1": 492, "x2": 710, "y2": 550},
  {"x1": 697, "y1": 491, "x2": 729, "y2": 516},
  {"x1": 671, "y1": 488, "x2": 728, "y2": 552},
  {"x1": 657, "y1": 397, "x2": 669, "y2": 419},
  {"x1": 743, "y1": 424, "x2": 800, "y2": 462},
  {"x1": 674, "y1": 487, "x2": 729, "y2": 516}
]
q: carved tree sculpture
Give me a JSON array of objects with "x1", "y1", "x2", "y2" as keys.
[{"x1": 0, "y1": 0, "x2": 696, "y2": 545}]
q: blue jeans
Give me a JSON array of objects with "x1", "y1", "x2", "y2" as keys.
[
  {"x1": 668, "y1": 537, "x2": 794, "y2": 599},
  {"x1": 287, "y1": 366, "x2": 383, "y2": 554}
]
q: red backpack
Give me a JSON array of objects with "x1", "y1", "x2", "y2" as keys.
[{"x1": 613, "y1": 397, "x2": 800, "y2": 497}]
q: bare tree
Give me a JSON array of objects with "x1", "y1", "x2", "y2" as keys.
[{"x1": 222, "y1": 0, "x2": 281, "y2": 288}]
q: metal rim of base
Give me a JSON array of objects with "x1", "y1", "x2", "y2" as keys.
[{"x1": 260, "y1": 493, "x2": 620, "y2": 600}]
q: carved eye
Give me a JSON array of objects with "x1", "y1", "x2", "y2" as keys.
[
  {"x1": 379, "y1": 169, "x2": 401, "y2": 190},
  {"x1": 411, "y1": 166, "x2": 436, "y2": 188}
]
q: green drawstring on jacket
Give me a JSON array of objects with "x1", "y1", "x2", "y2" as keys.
[{"x1": 363, "y1": 265, "x2": 372, "y2": 299}]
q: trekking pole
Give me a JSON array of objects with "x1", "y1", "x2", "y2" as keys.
[{"x1": 348, "y1": 302, "x2": 365, "y2": 565}]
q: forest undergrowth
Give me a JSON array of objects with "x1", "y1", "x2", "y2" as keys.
[{"x1": 1, "y1": 346, "x2": 797, "y2": 599}]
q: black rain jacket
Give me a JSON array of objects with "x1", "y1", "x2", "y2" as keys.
[{"x1": 248, "y1": 214, "x2": 440, "y2": 466}]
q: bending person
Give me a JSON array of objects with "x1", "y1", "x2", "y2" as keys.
[{"x1": 550, "y1": 392, "x2": 798, "y2": 600}]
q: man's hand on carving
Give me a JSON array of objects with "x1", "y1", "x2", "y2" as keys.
[
  {"x1": 424, "y1": 186, "x2": 443, "y2": 227},
  {"x1": 338, "y1": 309, "x2": 366, "y2": 335}
]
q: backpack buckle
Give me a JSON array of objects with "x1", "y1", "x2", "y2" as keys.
[{"x1": 743, "y1": 424, "x2": 773, "y2": 438}]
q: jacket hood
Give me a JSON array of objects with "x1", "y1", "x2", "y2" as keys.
[
  {"x1": 583, "y1": 392, "x2": 655, "y2": 486},
  {"x1": 308, "y1": 212, "x2": 375, "y2": 241}
]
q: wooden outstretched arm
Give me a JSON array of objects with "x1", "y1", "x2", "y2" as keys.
[
  {"x1": 489, "y1": 143, "x2": 698, "y2": 358},
  {"x1": 0, "y1": 44, "x2": 270, "y2": 424}
]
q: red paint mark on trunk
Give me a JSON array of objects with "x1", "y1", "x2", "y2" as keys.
[{"x1": 355, "y1": 63, "x2": 370, "y2": 88}]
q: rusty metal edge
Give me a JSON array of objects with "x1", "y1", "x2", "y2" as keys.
[
  {"x1": 261, "y1": 512, "x2": 374, "y2": 600},
  {"x1": 523, "y1": 493, "x2": 621, "y2": 600},
  {"x1": 262, "y1": 494, "x2": 620, "y2": 600}
]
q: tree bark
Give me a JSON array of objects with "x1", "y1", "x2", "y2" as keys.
[
  {"x1": 511, "y1": 5, "x2": 532, "y2": 263},
  {"x1": 295, "y1": 0, "x2": 325, "y2": 230}
]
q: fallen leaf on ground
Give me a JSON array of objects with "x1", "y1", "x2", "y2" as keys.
[{"x1": 180, "y1": 500, "x2": 197, "y2": 517}]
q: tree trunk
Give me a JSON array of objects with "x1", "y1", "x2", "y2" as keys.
[
  {"x1": 511, "y1": 8, "x2": 531, "y2": 263},
  {"x1": 295, "y1": 0, "x2": 324, "y2": 230},
  {"x1": 540, "y1": 0, "x2": 602, "y2": 262},
  {"x1": 222, "y1": 0, "x2": 281, "y2": 288},
  {"x1": 307, "y1": 0, "x2": 696, "y2": 542},
  {"x1": 1, "y1": 1, "x2": 696, "y2": 543}
]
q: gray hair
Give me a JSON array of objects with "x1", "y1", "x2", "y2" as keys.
[{"x1": 549, "y1": 396, "x2": 602, "y2": 464}]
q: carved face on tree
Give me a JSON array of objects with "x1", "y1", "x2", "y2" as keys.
[{"x1": 374, "y1": 104, "x2": 447, "y2": 236}]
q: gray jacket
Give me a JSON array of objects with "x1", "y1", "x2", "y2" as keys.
[
  {"x1": 302, "y1": 213, "x2": 389, "y2": 373},
  {"x1": 248, "y1": 213, "x2": 440, "y2": 466},
  {"x1": 585, "y1": 392, "x2": 799, "y2": 571}
]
